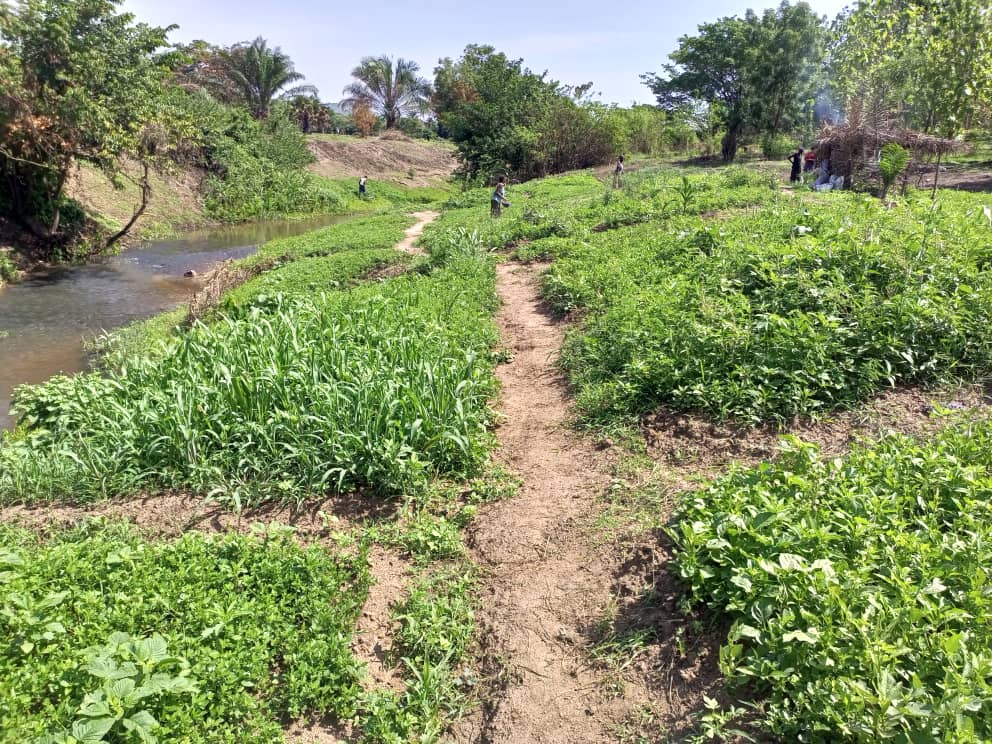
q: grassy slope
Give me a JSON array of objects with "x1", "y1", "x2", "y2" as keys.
[{"x1": 1, "y1": 192, "x2": 503, "y2": 741}]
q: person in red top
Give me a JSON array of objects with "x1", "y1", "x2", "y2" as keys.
[{"x1": 804, "y1": 149, "x2": 816, "y2": 174}]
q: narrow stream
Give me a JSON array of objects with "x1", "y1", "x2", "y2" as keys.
[{"x1": 0, "y1": 214, "x2": 350, "y2": 430}]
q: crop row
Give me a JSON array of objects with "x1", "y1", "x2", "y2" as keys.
[
  {"x1": 0, "y1": 522, "x2": 369, "y2": 743},
  {"x1": 546, "y1": 184, "x2": 992, "y2": 422},
  {"x1": 0, "y1": 212, "x2": 498, "y2": 506},
  {"x1": 673, "y1": 421, "x2": 992, "y2": 741}
]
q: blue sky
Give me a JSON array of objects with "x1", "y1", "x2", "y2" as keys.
[{"x1": 123, "y1": 0, "x2": 851, "y2": 106}]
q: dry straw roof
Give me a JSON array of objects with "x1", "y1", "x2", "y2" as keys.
[{"x1": 814, "y1": 122, "x2": 966, "y2": 157}]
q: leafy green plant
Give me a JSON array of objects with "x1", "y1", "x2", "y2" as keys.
[
  {"x1": 672, "y1": 423, "x2": 992, "y2": 741},
  {"x1": 360, "y1": 568, "x2": 477, "y2": 743},
  {"x1": 0, "y1": 250, "x2": 20, "y2": 284},
  {"x1": 40, "y1": 633, "x2": 197, "y2": 744},
  {"x1": 879, "y1": 142, "x2": 910, "y2": 198},
  {"x1": 548, "y1": 183, "x2": 992, "y2": 423},
  {"x1": 0, "y1": 522, "x2": 370, "y2": 742}
]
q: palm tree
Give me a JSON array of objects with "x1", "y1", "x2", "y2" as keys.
[
  {"x1": 216, "y1": 37, "x2": 316, "y2": 119},
  {"x1": 288, "y1": 95, "x2": 331, "y2": 133},
  {"x1": 342, "y1": 56, "x2": 431, "y2": 129}
]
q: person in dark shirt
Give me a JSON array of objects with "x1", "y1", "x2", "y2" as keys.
[{"x1": 787, "y1": 147, "x2": 804, "y2": 183}]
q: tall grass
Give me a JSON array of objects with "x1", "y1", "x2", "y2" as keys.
[{"x1": 1, "y1": 236, "x2": 497, "y2": 506}]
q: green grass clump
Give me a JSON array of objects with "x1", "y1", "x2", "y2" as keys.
[
  {"x1": 552, "y1": 190, "x2": 992, "y2": 422},
  {"x1": 361, "y1": 568, "x2": 476, "y2": 743},
  {"x1": 0, "y1": 251, "x2": 498, "y2": 506},
  {"x1": 225, "y1": 249, "x2": 410, "y2": 307},
  {"x1": 248, "y1": 213, "x2": 415, "y2": 265},
  {"x1": 0, "y1": 521, "x2": 369, "y2": 743},
  {"x1": 672, "y1": 423, "x2": 992, "y2": 741}
]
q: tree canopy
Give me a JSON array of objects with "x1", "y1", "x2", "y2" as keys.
[
  {"x1": 0, "y1": 0, "x2": 179, "y2": 241},
  {"x1": 211, "y1": 37, "x2": 316, "y2": 119},
  {"x1": 342, "y1": 55, "x2": 430, "y2": 129},
  {"x1": 643, "y1": 1, "x2": 826, "y2": 161},
  {"x1": 831, "y1": 0, "x2": 992, "y2": 137}
]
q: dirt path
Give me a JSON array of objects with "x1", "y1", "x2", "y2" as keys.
[
  {"x1": 454, "y1": 263, "x2": 629, "y2": 743},
  {"x1": 394, "y1": 211, "x2": 438, "y2": 255}
]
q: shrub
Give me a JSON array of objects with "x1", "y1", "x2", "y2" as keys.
[
  {"x1": 672, "y1": 424, "x2": 992, "y2": 741},
  {"x1": 760, "y1": 132, "x2": 796, "y2": 159}
]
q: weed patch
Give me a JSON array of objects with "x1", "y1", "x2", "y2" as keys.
[
  {"x1": 0, "y1": 521, "x2": 369, "y2": 743},
  {"x1": 672, "y1": 423, "x2": 992, "y2": 740}
]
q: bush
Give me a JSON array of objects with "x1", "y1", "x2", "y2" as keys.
[
  {"x1": 167, "y1": 89, "x2": 341, "y2": 222},
  {"x1": 760, "y1": 132, "x2": 796, "y2": 159},
  {"x1": 672, "y1": 424, "x2": 992, "y2": 740},
  {"x1": 397, "y1": 117, "x2": 438, "y2": 140}
]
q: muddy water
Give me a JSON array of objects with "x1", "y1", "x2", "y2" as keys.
[{"x1": 0, "y1": 214, "x2": 350, "y2": 429}]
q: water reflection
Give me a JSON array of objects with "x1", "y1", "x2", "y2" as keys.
[{"x1": 0, "y1": 213, "x2": 350, "y2": 429}]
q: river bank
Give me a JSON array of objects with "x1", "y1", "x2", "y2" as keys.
[{"x1": 0, "y1": 212, "x2": 357, "y2": 429}]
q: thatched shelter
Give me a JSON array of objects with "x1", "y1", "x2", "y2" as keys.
[{"x1": 812, "y1": 112, "x2": 965, "y2": 190}]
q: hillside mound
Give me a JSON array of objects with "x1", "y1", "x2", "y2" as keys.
[{"x1": 307, "y1": 132, "x2": 458, "y2": 186}]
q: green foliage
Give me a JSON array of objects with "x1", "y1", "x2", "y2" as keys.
[
  {"x1": 0, "y1": 0, "x2": 181, "y2": 245},
  {"x1": 164, "y1": 89, "x2": 342, "y2": 222},
  {"x1": 672, "y1": 424, "x2": 992, "y2": 741},
  {"x1": 360, "y1": 569, "x2": 476, "y2": 743},
  {"x1": 210, "y1": 37, "x2": 316, "y2": 119},
  {"x1": 879, "y1": 142, "x2": 910, "y2": 198},
  {"x1": 541, "y1": 172, "x2": 992, "y2": 423},
  {"x1": 343, "y1": 56, "x2": 431, "y2": 130},
  {"x1": 644, "y1": 2, "x2": 827, "y2": 161},
  {"x1": 433, "y1": 45, "x2": 620, "y2": 179},
  {"x1": 226, "y1": 250, "x2": 409, "y2": 307},
  {"x1": 760, "y1": 132, "x2": 796, "y2": 159},
  {"x1": 250, "y1": 213, "x2": 416, "y2": 264},
  {"x1": 38, "y1": 632, "x2": 198, "y2": 744},
  {"x1": 598, "y1": 104, "x2": 700, "y2": 156},
  {"x1": 0, "y1": 209, "x2": 499, "y2": 505},
  {"x1": 0, "y1": 522, "x2": 369, "y2": 742},
  {"x1": 204, "y1": 159, "x2": 343, "y2": 221},
  {"x1": 396, "y1": 116, "x2": 438, "y2": 140},
  {"x1": 0, "y1": 251, "x2": 20, "y2": 284},
  {"x1": 832, "y1": 0, "x2": 992, "y2": 137}
]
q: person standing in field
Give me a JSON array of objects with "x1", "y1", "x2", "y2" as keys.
[
  {"x1": 358, "y1": 175, "x2": 368, "y2": 197},
  {"x1": 613, "y1": 155, "x2": 625, "y2": 188},
  {"x1": 787, "y1": 147, "x2": 804, "y2": 183},
  {"x1": 491, "y1": 176, "x2": 508, "y2": 217},
  {"x1": 804, "y1": 149, "x2": 816, "y2": 174}
]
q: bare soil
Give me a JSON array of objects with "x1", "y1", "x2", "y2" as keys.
[
  {"x1": 308, "y1": 132, "x2": 458, "y2": 187},
  {"x1": 643, "y1": 384, "x2": 990, "y2": 480},
  {"x1": 394, "y1": 211, "x2": 439, "y2": 255},
  {"x1": 0, "y1": 491, "x2": 398, "y2": 541},
  {"x1": 454, "y1": 263, "x2": 719, "y2": 744}
]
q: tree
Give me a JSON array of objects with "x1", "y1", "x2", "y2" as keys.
[
  {"x1": 643, "y1": 1, "x2": 826, "y2": 162},
  {"x1": 0, "y1": 0, "x2": 182, "y2": 245},
  {"x1": 342, "y1": 55, "x2": 430, "y2": 129},
  {"x1": 832, "y1": 0, "x2": 992, "y2": 137},
  {"x1": 351, "y1": 100, "x2": 376, "y2": 137},
  {"x1": 433, "y1": 45, "x2": 557, "y2": 177},
  {"x1": 288, "y1": 95, "x2": 330, "y2": 133},
  {"x1": 214, "y1": 37, "x2": 315, "y2": 119}
]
